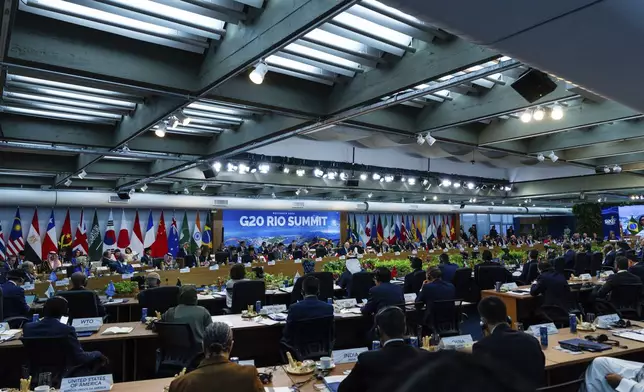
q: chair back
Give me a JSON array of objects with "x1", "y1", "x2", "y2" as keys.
[
  {"x1": 539, "y1": 305, "x2": 570, "y2": 328},
  {"x1": 282, "y1": 316, "x2": 335, "y2": 361},
  {"x1": 138, "y1": 286, "x2": 180, "y2": 315},
  {"x1": 589, "y1": 252, "x2": 603, "y2": 275},
  {"x1": 20, "y1": 336, "x2": 74, "y2": 388},
  {"x1": 404, "y1": 270, "x2": 426, "y2": 294},
  {"x1": 609, "y1": 283, "x2": 643, "y2": 316},
  {"x1": 526, "y1": 263, "x2": 539, "y2": 283},
  {"x1": 536, "y1": 379, "x2": 584, "y2": 392},
  {"x1": 554, "y1": 257, "x2": 565, "y2": 274},
  {"x1": 574, "y1": 252, "x2": 588, "y2": 276},
  {"x1": 56, "y1": 290, "x2": 99, "y2": 320},
  {"x1": 231, "y1": 280, "x2": 266, "y2": 314},
  {"x1": 349, "y1": 272, "x2": 375, "y2": 300},
  {"x1": 477, "y1": 266, "x2": 509, "y2": 290},
  {"x1": 425, "y1": 299, "x2": 462, "y2": 337},
  {"x1": 291, "y1": 272, "x2": 334, "y2": 303},
  {"x1": 154, "y1": 322, "x2": 202, "y2": 377},
  {"x1": 452, "y1": 268, "x2": 473, "y2": 302}
]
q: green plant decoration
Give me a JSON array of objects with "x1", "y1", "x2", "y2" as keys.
[{"x1": 572, "y1": 203, "x2": 602, "y2": 237}]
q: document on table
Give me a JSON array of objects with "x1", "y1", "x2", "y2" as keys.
[
  {"x1": 197, "y1": 294, "x2": 215, "y2": 300},
  {"x1": 509, "y1": 290, "x2": 531, "y2": 296},
  {"x1": 256, "y1": 317, "x2": 283, "y2": 326},
  {"x1": 512, "y1": 271, "x2": 522, "y2": 277},
  {"x1": 613, "y1": 330, "x2": 644, "y2": 343},
  {"x1": 104, "y1": 299, "x2": 126, "y2": 305},
  {"x1": 102, "y1": 327, "x2": 134, "y2": 335},
  {"x1": 554, "y1": 345, "x2": 583, "y2": 355},
  {"x1": 0, "y1": 329, "x2": 21, "y2": 341},
  {"x1": 279, "y1": 286, "x2": 294, "y2": 293}
]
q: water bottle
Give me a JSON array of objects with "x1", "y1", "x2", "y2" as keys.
[
  {"x1": 255, "y1": 300, "x2": 262, "y2": 313},
  {"x1": 569, "y1": 314, "x2": 577, "y2": 333},
  {"x1": 371, "y1": 340, "x2": 381, "y2": 350},
  {"x1": 141, "y1": 308, "x2": 148, "y2": 323},
  {"x1": 410, "y1": 336, "x2": 419, "y2": 347},
  {"x1": 539, "y1": 326, "x2": 548, "y2": 346},
  {"x1": 596, "y1": 270, "x2": 601, "y2": 280},
  {"x1": 327, "y1": 298, "x2": 333, "y2": 304},
  {"x1": 32, "y1": 314, "x2": 39, "y2": 323}
]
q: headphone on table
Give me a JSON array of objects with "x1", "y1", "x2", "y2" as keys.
[
  {"x1": 479, "y1": 316, "x2": 513, "y2": 332},
  {"x1": 585, "y1": 334, "x2": 628, "y2": 349},
  {"x1": 258, "y1": 372, "x2": 273, "y2": 384}
]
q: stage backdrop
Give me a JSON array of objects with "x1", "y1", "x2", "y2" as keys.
[
  {"x1": 601, "y1": 206, "x2": 620, "y2": 238},
  {"x1": 618, "y1": 205, "x2": 644, "y2": 236},
  {"x1": 222, "y1": 210, "x2": 341, "y2": 247}
]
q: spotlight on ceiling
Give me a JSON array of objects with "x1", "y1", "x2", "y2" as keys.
[
  {"x1": 384, "y1": 175, "x2": 394, "y2": 183},
  {"x1": 360, "y1": 173, "x2": 368, "y2": 181},
  {"x1": 400, "y1": 176, "x2": 406, "y2": 183},
  {"x1": 295, "y1": 189, "x2": 301, "y2": 196},
  {"x1": 183, "y1": 187, "x2": 189, "y2": 195},
  {"x1": 258, "y1": 163, "x2": 270, "y2": 174},
  {"x1": 503, "y1": 185, "x2": 512, "y2": 191},
  {"x1": 440, "y1": 179, "x2": 452, "y2": 187},
  {"x1": 603, "y1": 166, "x2": 611, "y2": 174},
  {"x1": 520, "y1": 109, "x2": 533, "y2": 123},
  {"x1": 339, "y1": 172, "x2": 348, "y2": 181},
  {"x1": 407, "y1": 177, "x2": 416, "y2": 185},
  {"x1": 422, "y1": 179, "x2": 429, "y2": 186},
  {"x1": 249, "y1": 164, "x2": 258, "y2": 174},
  {"x1": 238, "y1": 163, "x2": 250, "y2": 174},
  {"x1": 155, "y1": 123, "x2": 166, "y2": 137},
  {"x1": 453, "y1": 181, "x2": 461, "y2": 189},
  {"x1": 326, "y1": 171, "x2": 337, "y2": 180},
  {"x1": 296, "y1": 169, "x2": 305, "y2": 177},
  {"x1": 175, "y1": 112, "x2": 190, "y2": 126},
  {"x1": 271, "y1": 192, "x2": 276, "y2": 198},
  {"x1": 64, "y1": 179, "x2": 72, "y2": 187},
  {"x1": 466, "y1": 182, "x2": 475, "y2": 190},
  {"x1": 548, "y1": 151, "x2": 559, "y2": 162},
  {"x1": 613, "y1": 165, "x2": 622, "y2": 173},
  {"x1": 423, "y1": 196, "x2": 427, "y2": 201},
  {"x1": 372, "y1": 173, "x2": 381, "y2": 181},
  {"x1": 200, "y1": 183, "x2": 207, "y2": 191},
  {"x1": 281, "y1": 166, "x2": 290, "y2": 174},
  {"x1": 128, "y1": 188, "x2": 135, "y2": 197},
  {"x1": 433, "y1": 195, "x2": 437, "y2": 201},
  {"x1": 551, "y1": 103, "x2": 564, "y2": 120},
  {"x1": 303, "y1": 188, "x2": 309, "y2": 194},
  {"x1": 367, "y1": 192, "x2": 373, "y2": 198},
  {"x1": 77, "y1": 169, "x2": 87, "y2": 179},
  {"x1": 313, "y1": 168, "x2": 324, "y2": 178},
  {"x1": 536, "y1": 153, "x2": 545, "y2": 162},
  {"x1": 213, "y1": 161, "x2": 222, "y2": 172},
  {"x1": 425, "y1": 133, "x2": 436, "y2": 146},
  {"x1": 226, "y1": 162, "x2": 237, "y2": 172},
  {"x1": 401, "y1": 197, "x2": 405, "y2": 203},
  {"x1": 249, "y1": 61, "x2": 268, "y2": 84},
  {"x1": 140, "y1": 184, "x2": 148, "y2": 192},
  {"x1": 416, "y1": 134, "x2": 425, "y2": 145},
  {"x1": 533, "y1": 107, "x2": 545, "y2": 121}
]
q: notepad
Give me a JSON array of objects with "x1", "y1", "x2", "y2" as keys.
[
  {"x1": 323, "y1": 376, "x2": 347, "y2": 392},
  {"x1": 101, "y1": 327, "x2": 134, "y2": 335}
]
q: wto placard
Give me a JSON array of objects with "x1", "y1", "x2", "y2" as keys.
[
  {"x1": 60, "y1": 374, "x2": 113, "y2": 392},
  {"x1": 223, "y1": 210, "x2": 340, "y2": 247}
]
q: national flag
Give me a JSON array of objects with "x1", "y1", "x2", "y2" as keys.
[
  {"x1": 103, "y1": 210, "x2": 116, "y2": 252},
  {"x1": 383, "y1": 216, "x2": 390, "y2": 243},
  {"x1": 376, "y1": 215, "x2": 384, "y2": 242},
  {"x1": 416, "y1": 217, "x2": 424, "y2": 243},
  {"x1": 389, "y1": 215, "x2": 396, "y2": 244},
  {"x1": 406, "y1": 215, "x2": 412, "y2": 241},
  {"x1": 58, "y1": 209, "x2": 72, "y2": 251},
  {"x1": 130, "y1": 211, "x2": 144, "y2": 256},
  {"x1": 6, "y1": 208, "x2": 24, "y2": 256},
  {"x1": 25, "y1": 210, "x2": 42, "y2": 263},
  {"x1": 370, "y1": 215, "x2": 377, "y2": 241},
  {"x1": 394, "y1": 217, "x2": 402, "y2": 244},
  {"x1": 358, "y1": 216, "x2": 368, "y2": 245},
  {"x1": 117, "y1": 210, "x2": 130, "y2": 251},
  {"x1": 346, "y1": 218, "x2": 353, "y2": 244},
  {"x1": 400, "y1": 216, "x2": 407, "y2": 242},
  {"x1": 168, "y1": 216, "x2": 179, "y2": 257},
  {"x1": 364, "y1": 216, "x2": 371, "y2": 239},
  {"x1": 432, "y1": 216, "x2": 438, "y2": 239},
  {"x1": 152, "y1": 212, "x2": 168, "y2": 257},
  {"x1": 190, "y1": 212, "x2": 202, "y2": 253},
  {"x1": 352, "y1": 215, "x2": 359, "y2": 243},
  {"x1": 202, "y1": 213, "x2": 213, "y2": 249},
  {"x1": 411, "y1": 216, "x2": 418, "y2": 242},
  {"x1": 425, "y1": 217, "x2": 432, "y2": 241},
  {"x1": 0, "y1": 224, "x2": 6, "y2": 261},
  {"x1": 72, "y1": 210, "x2": 88, "y2": 255},
  {"x1": 45, "y1": 283, "x2": 55, "y2": 299},
  {"x1": 42, "y1": 210, "x2": 58, "y2": 256},
  {"x1": 144, "y1": 211, "x2": 156, "y2": 251},
  {"x1": 88, "y1": 211, "x2": 103, "y2": 261},
  {"x1": 179, "y1": 212, "x2": 191, "y2": 252},
  {"x1": 441, "y1": 216, "x2": 448, "y2": 239}
]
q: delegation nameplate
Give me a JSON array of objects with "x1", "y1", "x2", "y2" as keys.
[
  {"x1": 60, "y1": 374, "x2": 113, "y2": 392},
  {"x1": 332, "y1": 347, "x2": 368, "y2": 364}
]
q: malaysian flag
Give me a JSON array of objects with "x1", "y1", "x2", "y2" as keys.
[
  {"x1": 0, "y1": 224, "x2": 6, "y2": 261},
  {"x1": 7, "y1": 208, "x2": 24, "y2": 256}
]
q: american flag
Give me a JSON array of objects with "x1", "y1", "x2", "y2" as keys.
[
  {"x1": 7, "y1": 208, "x2": 24, "y2": 256},
  {"x1": 0, "y1": 224, "x2": 6, "y2": 261}
]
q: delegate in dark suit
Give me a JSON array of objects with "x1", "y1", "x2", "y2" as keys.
[
  {"x1": 603, "y1": 250, "x2": 617, "y2": 267},
  {"x1": 438, "y1": 262, "x2": 458, "y2": 283},
  {"x1": 403, "y1": 269, "x2": 426, "y2": 294},
  {"x1": 282, "y1": 296, "x2": 334, "y2": 343},
  {"x1": 472, "y1": 324, "x2": 545, "y2": 388},
  {"x1": 22, "y1": 318, "x2": 103, "y2": 366},
  {"x1": 0, "y1": 280, "x2": 30, "y2": 318},
  {"x1": 518, "y1": 259, "x2": 539, "y2": 283},
  {"x1": 68, "y1": 287, "x2": 106, "y2": 317},
  {"x1": 563, "y1": 249, "x2": 576, "y2": 269},
  {"x1": 338, "y1": 341, "x2": 430, "y2": 392},
  {"x1": 184, "y1": 254, "x2": 204, "y2": 268},
  {"x1": 596, "y1": 270, "x2": 643, "y2": 298},
  {"x1": 530, "y1": 269, "x2": 574, "y2": 310},
  {"x1": 417, "y1": 280, "x2": 456, "y2": 307},
  {"x1": 361, "y1": 282, "x2": 404, "y2": 316},
  {"x1": 169, "y1": 356, "x2": 263, "y2": 392},
  {"x1": 629, "y1": 261, "x2": 644, "y2": 284}
]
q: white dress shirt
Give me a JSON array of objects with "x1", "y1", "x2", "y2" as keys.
[{"x1": 584, "y1": 357, "x2": 644, "y2": 392}]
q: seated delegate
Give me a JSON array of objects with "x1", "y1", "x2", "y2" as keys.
[
  {"x1": 437, "y1": 253, "x2": 458, "y2": 283},
  {"x1": 416, "y1": 267, "x2": 455, "y2": 315},
  {"x1": 225, "y1": 264, "x2": 248, "y2": 308},
  {"x1": 282, "y1": 276, "x2": 333, "y2": 345},
  {"x1": 169, "y1": 322, "x2": 264, "y2": 392},
  {"x1": 0, "y1": 269, "x2": 30, "y2": 319},
  {"x1": 361, "y1": 267, "x2": 404, "y2": 316},
  {"x1": 162, "y1": 285, "x2": 212, "y2": 347},
  {"x1": 68, "y1": 272, "x2": 105, "y2": 317},
  {"x1": 582, "y1": 357, "x2": 644, "y2": 391},
  {"x1": 529, "y1": 260, "x2": 575, "y2": 310},
  {"x1": 595, "y1": 256, "x2": 642, "y2": 299}
]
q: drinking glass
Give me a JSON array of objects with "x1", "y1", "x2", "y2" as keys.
[
  {"x1": 37, "y1": 372, "x2": 52, "y2": 387},
  {"x1": 586, "y1": 313, "x2": 596, "y2": 324}
]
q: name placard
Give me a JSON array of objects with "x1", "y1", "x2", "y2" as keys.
[
  {"x1": 121, "y1": 273, "x2": 134, "y2": 279},
  {"x1": 22, "y1": 282, "x2": 35, "y2": 291},
  {"x1": 529, "y1": 322, "x2": 559, "y2": 336},
  {"x1": 314, "y1": 258, "x2": 321, "y2": 262},
  {"x1": 404, "y1": 293, "x2": 417, "y2": 303},
  {"x1": 411, "y1": 250, "x2": 418, "y2": 255},
  {"x1": 55, "y1": 279, "x2": 70, "y2": 287},
  {"x1": 439, "y1": 334, "x2": 474, "y2": 349},
  {"x1": 260, "y1": 304, "x2": 287, "y2": 315},
  {"x1": 604, "y1": 270, "x2": 614, "y2": 276},
  {"x1": 239, "y1": 359, "x2": 255, "y2": 366},
  {"x1": 179, "y1": 267, "x2": 190, "y2": 273},
  {"x1": 501, "y1": 282, "x2": 518, "y2": 291},
  {"x1": 357, "y1": 254, "x2": 363, "y2": 259},
  {"x1": 209, "y1": 265, "x2": 219, "y2": 271},
  {"x1": 394, "y1": 252, "x2": 401, "y2": 256},
  {"x1": 71, "y1": 317, "x2": 103, "y2": 333},
  {"x1": 333, "y1": 347, "x2": 368, "y2": 364},
  {"x1": 339, "y1": 256, "x2": 346, "y2": 260},
  {"x1": 244, "y1": 263, "x2": 252, "y2": 267},
  {"x1": 335, "y1": 298, "x2": 357, "y2": 308},
  {"x1": 61, "y1": 374, "x2": 113, "y2": 392},
  {"x1": 579, "y1": 273, "x2": 592, "y2": 280},
  {"x1": 429, "y1": 249, "x2": 434, "y2": 253},
  {"x1": 267, "y1": 261, "x2": 276, "y2": 266},
  {"x1": 130, "y1": 264, "x2": 141, "y2": 269},
  {"x1": 376, "y1": 253, "x2": 383, "y2": 257}
]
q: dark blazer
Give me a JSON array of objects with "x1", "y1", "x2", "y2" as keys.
[
  {"x1": 403, "y1": 269, "x2": 426, "y2": 294},
  {"x1": 0, "y1": 281, "x2": 30, "y2": 318},
  {"x1": 473, "y1": 324, "x2": 545, "y2": 388},
  {"x1": 337, "y1": 247, "x2": 351, "y2": 256},
  {"x1": 338, "y1": 341, "x2": 430, "y2": 392},
  {"x1": 603, "y1": 250, "x2": 617, "y2": 267},
  {"x1": 22, "y1": 317, "x2": 103, "y2": 365},
  {"x1": 530, "y1": 269, "x2": 574, "y2": 310},
  {"x1": 283, "y1": 296, "x2": 334, "y2": 342},
  {"x1": 629, "y1": 261, "x2": 644, "y2": 284},
  {"x1": 69, "y1": 287, "x2": 106, "y2": 317},
  {"x1": 337, "y1": 270, "x2": 353, "y2": 292},
  {"x1": 140, "y1": 254, "x2": 152, "y2": 266},
  {"x1": 184, "y1": 254, "x2": 205, "y2": 268},
  {"x1": 596, "y1": 270, "x2": 643, "y2": 298},
  {"x1": 438, "y1": 262, "x2": 458, "y2": 283},
  {"x1": 563, "y1": 249, "x2": 576, "y2": 269},
  {"x1": 361, "y1": 282, "x2": 404, "y2": 316},
  {"x1": 417, "y1": 280, "x2": 456, "y2": 310},
  {"x1": 169, "y1": 356, "x2": 263, "y2": 392},
  {"x1": 519, "y1": 259, "x2": 539, "y2": 283},
  {"x1": 315, "y1": 246, "x2": 327, "y2": 258}
]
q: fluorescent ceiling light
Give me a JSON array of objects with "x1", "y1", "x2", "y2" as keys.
[
  {"x1": 296, "y1": 169, "x2": 306, "y2": 177},
  {"x1": 284, "y1": 43, "x2": 361, "y2": 69},
  {"x1": 155, "y1": 123, "x2": 166, "y2": 137},
  {"x1": 304, "y1": 29, "x2": 366, "y2": 54},
  {"x1": 520, "y1": 110, "x2": 533, "y2": 123},
  {"x1": 258, "y1": 164, "x2": 270, "y2": 174},
  {"x1": 333, "y1": 12, "x2": 412, "y2": 47}
]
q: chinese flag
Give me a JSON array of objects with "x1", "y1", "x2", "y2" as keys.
[{"x1": 151, "y1": 212, "x2": 168, "y2": 258}]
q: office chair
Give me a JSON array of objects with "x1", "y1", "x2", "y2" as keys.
[
  {"x1": 476, "y1": 266, "x2": 510, "y2": 290},
  {"x1": 589, "y1": 252, "x2": 603, "y2": 276},
  {"x1": 553, "y1": 257, "x2": 566, "y2": 274},
  {"x1": 292, "y1": 250, "x2": 303, "y2": 260},
  {"x1": 290, "y1": 272, "x2": 335, "y2": 303},
  {"x1": 405, "y1": 270, "x2": 427, "y2": 294},
  {"x1": 348, "y1": 272, "x2": 375, "y2": 301},
  {"x1": 226, "y1": 280, "x2": 266, "y2": 314},
  {"x1": 573, "y1": 252, "x2": 589, "y2": 276},
  {"x1": 20, "y1": 336, "x2": 78, "y2": 388},
  {"x1": 56, "y1": 290, "x2": 104, "y2": 321},
  {"x1": 280, "y1": 316, "x2": 335, "y2": 362},
  {"x1": 0, "y1": 287, "x2": 30, "y2": 329},
  {"x1": 154, "y1": 322, "x2": 203, "y2": 377},
  {"x1": 421, "y1": 299, "x2": 464, "y2": 338},
  {"x1": 608, "y1": 283, "x2": 643, "y2": 320},
  {"x1": 452, "y1": 268, "x2": 474, "y2": 303},
  {"x1": 137, "y1": 286, "x2": 180, "y2": 315},
  {"x1": 538, "y1": 305, "x2": 572, "y2": 328}
]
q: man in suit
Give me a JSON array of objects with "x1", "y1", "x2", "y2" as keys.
[
  {"x1": 596, "y1": 256, "x2": 642, "y2": 299},
  {"x1": 603, "y1": 245, "x2": 617, "y2": 268},
  {"x1": 338, "y1": 242, "x2": 352, "y2": 257},
  {"x1": 563, "y1": 243, "x2": 576, "y2": 269},
  {"x1": 361, "y1": 267, "x2": 404, "y2": 316},
  {"x1": 22, "y1": 296, "x2": 108, "y2": 371},
  {"x1": 403, "y1": 257, "x2": 426, "y2": 294},
  {"x1": 518, "y1": 249, "x2": 540, "y2": 284},
  {"x1": 530, "y1": 261, "x2": 575, "y2": 310},
  {"x1": 140, "y1": 247, "x2": 152, "y2": 266},
  {"x1": 628, "y1": 250, "x2": 644, "y2": 284},
  {"x1": 185, "y1": 248, "x2": 205, "y2": 268},
  {"x1": 272, "y1": 243, "x2": 286, "y2": 261},
  {"x1": 416, "y1": 267, "x2": 456, "y2": 316},
  {"x1": 68, "y1": 272, "x2": 105, "y2": 317},
  {"x1": 0, "y1": 269, "x2": 30, "y2": 319},
  {"x1": 438, "y1": 253, "x2": 458, "y2": 283},
  {"x1": 338, "y1": 307, "x2": 429, "y2": 392},
  {"x1": 282, "y1": 276, "x2": 334, "y2": 344},
  {"x1": 473, "y1": 297, "x2": 545, "y2": 389},
  {"x1": 315, "y1": 241, "x2": 328, "y2": 258}
]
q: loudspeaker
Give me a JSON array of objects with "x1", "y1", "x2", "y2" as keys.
[
  {"x1": 510, "y1": 69, "x2": 557, "y2": 103},
  {"x1": 203, "y1": 169, "x2": 217, "y2": 179},
  {"x1": 345, "y1": 179, "x2": 359, "y2": 187},
  {"x1": 117, "y1": 192, "x2": 130, "y2": 200}
]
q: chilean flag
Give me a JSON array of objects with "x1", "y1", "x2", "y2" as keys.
[
  {"x1": 102, "y1": 210, "x2": 117, "y2": 251},
  {"x1": 130, "y1": 211, "x2": 144, "y2": 256},
  {"x1": 117, "y1": 210, "x2": 130, "y2": 251},
  {"x1": 151, "y1": 212, "x2": 168, "y2": 257},
  {"x1": 42, "y1": 210, "x2": 58, "y2": 256}
]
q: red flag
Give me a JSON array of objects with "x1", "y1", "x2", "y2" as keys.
[
  {"x1": 364, "y1": 215, "x2": 371, "y2": 238},
  {"x1": 130, "y1": 211, "x2": 144, "y2": 256},
  {"x1": 400, "y1": 216, "x2": 408, "y2": 242},
  {"x1": 376, "y1": 216, "x2": 384, "y2": 242},
  {"x1": 151, "y1": 212, "x2": 168, "y2": 258},
  {"x1": 72, "y1": 210, "x2": 88, "y2": 255},
  {"x1": 117, "y1": 210, "x2": 130, "y2": 251},
  {"x1": 58, "y1": 209, "x2": 72, "y2": 251}
]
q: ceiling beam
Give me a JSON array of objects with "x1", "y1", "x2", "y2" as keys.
[
  {"x1": 326, "y1": 39, "x2": 497, "y2": 113},
  {"x1": 589, "y1": 153, "x2": 644, "y2": 167},
  {"x1": 422, "y1": 80, "x2": 577, "y2": 133},
  {"x1": 478, "y1": 100, "x2": 642, "y2": 146},
  {"x1": 564, "y1": 139, "x2": 644, "y2": 161},
  {"x1": 529, "y1": 120, "x2": 644, "y2": 153},
  {"x1": 513, "y1": 173, "x2": 644, "y2": 198}
]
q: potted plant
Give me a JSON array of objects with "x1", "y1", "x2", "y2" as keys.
[{"x1": 107, "y1": 281, "x2": 140, "y2": 298}]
